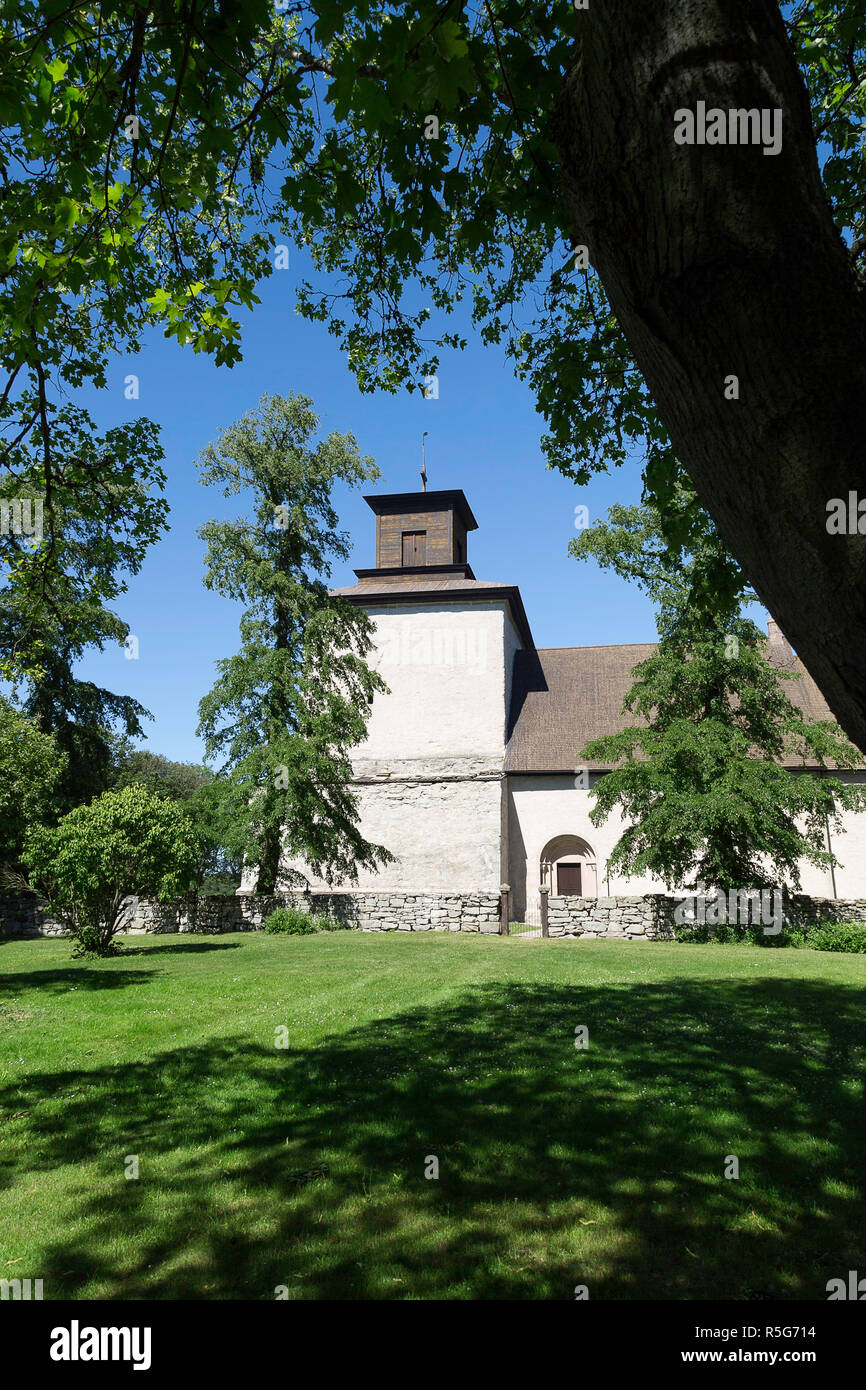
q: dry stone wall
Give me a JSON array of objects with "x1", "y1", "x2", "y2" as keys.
[
  {"x1": 545, "y1": 893, "x2": 866, "y2": 940},
  {"x1": 322, "y1": 891, "x2": 502, "y2": 932},
  {"x1": 0, "y1": 890, "x2": 502, "y2": 937},
  {"x1": 4, "y1": 890, "x2": 865, "y2": 940},
  {"x1": 546, "y1": 894, "x2": 674, "y2": 939}
]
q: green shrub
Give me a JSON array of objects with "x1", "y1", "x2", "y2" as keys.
[
  {"x1": 781, "y1": 925, "x2": 808, "y2": 948},
  {"x1": 673, "y1": 921, "x2": 806, "y2": 948},
  {"x1": 312, "y1": 914, "x2": 351, "y2": 932},
  {"x1": 24, "y1": 784, "x2": 199, "y2": 957},
  {"x1": 263, "y1": 906, "x2": 317, "y2": 935},
  {"x1": 262, "y1": 904, "x2": 352, "y2": 934},
  {"x1": 805, "y1": 920, "x2": 866, "y2": 953},
  {"x1": 671, "y1": 915, "x2": 866, "y2": 952}
]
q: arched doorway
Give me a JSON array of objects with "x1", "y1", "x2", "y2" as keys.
[{"x1": 540, "y1": 834, "x2": 598, "y2": 899}]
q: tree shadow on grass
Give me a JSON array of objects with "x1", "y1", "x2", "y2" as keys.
[
  {"x1": 0, "y1": 968, "x2": 158, "y2": 998},
  {"x1": 4, "y1": 975, "x2": 865, "y2": 1300},
  {"x1": 119, "y1": 941, "x2": 245, "y2": 958}
]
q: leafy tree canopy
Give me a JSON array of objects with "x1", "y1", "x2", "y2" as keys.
[
  {"x1": 1, "y1": 2, "x2": 862, "y2": 618},
  {"x1": 110, "y1": 747, "x2": 213, "y2": 800},
  {"x1": 0, "y1": 410, "x2": 167, "y2": 806},
  {"x1": 0, "y1": 693, "x2": 65, "y2": 872},
  {"x1": 109, "y1": 746, "x2": 243, "y2": 891},
  {"x1": 196, "y1": 391, "x2": 392, "y2": 892},
  {"x1": 573, "y1": 500, "x2": 866, "y2": 891}
]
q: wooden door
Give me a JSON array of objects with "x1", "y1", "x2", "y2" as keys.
[
  {"x1": 402, "y1": 531, "x2": 427, "y2": 565},
  {"x1": 557, "y1": 863, "x2": 582, "y2": 896}
]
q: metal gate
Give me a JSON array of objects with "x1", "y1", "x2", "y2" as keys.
[{"x1": 506, "y1": 893, "x2": 542, "y2": 937}]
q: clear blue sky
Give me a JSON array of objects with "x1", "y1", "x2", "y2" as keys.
[{"x1": 70, "y1": 243, "x2": 760, "y2": 766}]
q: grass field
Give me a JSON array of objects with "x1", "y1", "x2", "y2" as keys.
[{"x1": 1, "y1": 929, "x2": 864, "y2": 1300}]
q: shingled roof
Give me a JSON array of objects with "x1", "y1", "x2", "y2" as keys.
[{"x1": 505, "y1": 640, "x2": 839, "y2": 773}]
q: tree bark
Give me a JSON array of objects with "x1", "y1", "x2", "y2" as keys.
[{"x1": 553, "y1": 0, "x2": 866, "y2": 750}]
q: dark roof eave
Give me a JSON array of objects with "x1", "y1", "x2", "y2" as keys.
[
  {"x1": 363, "y1": 489, "x2": 479, "y2": 531},
  {"x1": 354, "y1": 562, "x2": 476, "y2": 581}
]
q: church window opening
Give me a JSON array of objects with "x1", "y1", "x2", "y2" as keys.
[{"x1": 402, "y1": 530, "x2": 427, "y2": 565}]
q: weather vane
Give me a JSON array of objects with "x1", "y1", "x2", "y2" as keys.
[{"x1": 420, "y1": 431, "x2": 428, "y2": 492}]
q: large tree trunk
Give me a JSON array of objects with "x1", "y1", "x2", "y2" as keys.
[{"x1": 553, "y1": 0, "x2": 866, "y2": 750}]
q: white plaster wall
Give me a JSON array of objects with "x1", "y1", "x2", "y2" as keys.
[
  {"x1": 280, "y1": 777, "x2": 503, "y2": 892},
  {"x1": 508, "y1": 775, "x2": 668, "y2": 919},
  {"x1": 823, "y1": 813, "x2": 866, "y2": 896},
  {"x1": 356, "y1": 602, "x2": 513, "y2": 763},
  {"x1": 796, "y1": 773, "x2": 866, "y2": 897},
  {"x1": 508, "y1": 772, "x2": 866, "y2": 911},
  {"x1": 277, "y1": 599, "x2": 517, "y2": 893}
]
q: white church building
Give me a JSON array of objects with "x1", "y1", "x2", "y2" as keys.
[{"x1": 287, "y1": 487, "x2": 866, "y2": 922}]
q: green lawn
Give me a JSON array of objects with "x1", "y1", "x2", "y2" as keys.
[{"x1": 1, "y1": 930, "x2": 864, "y2": 1300}]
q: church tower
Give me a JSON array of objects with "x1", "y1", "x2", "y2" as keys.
[{"x1": 285, "y1": 488, "x2": 533, "y2": 894}]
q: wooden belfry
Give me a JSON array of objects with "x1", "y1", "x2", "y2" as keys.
[{"x1": 355, "y1": 487, "x2": 478, "y2": 580}]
